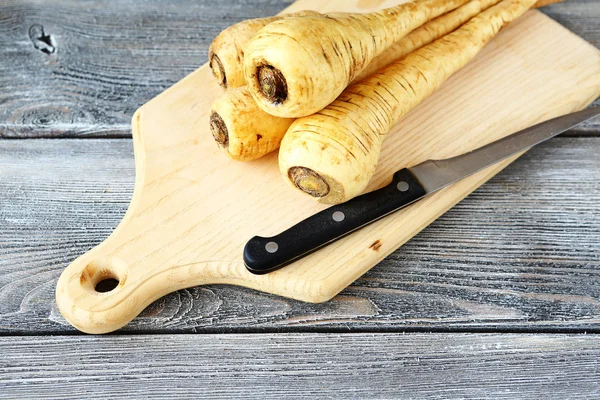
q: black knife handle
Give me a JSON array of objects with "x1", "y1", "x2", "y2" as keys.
[{"x1": 243, "y1": 168, "x2": 427, "y2": 275}]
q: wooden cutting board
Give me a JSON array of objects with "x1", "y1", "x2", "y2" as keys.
[{"x1": 55, "y1": 0, "x2": 600, "y2": 334}]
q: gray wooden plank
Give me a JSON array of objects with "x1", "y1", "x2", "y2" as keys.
[
  {"x1": 541, "y1": 0, "x2": 600, "y2": 45},
  {"x1": 0, "y1": 333, "x2": 598, "y2": 399},
  {"x1": 1, "y1": 0, "x2": 599, "y2": 138},
  {"x1": 0, "y1": 137, "x2": 599, "y2": 334}
]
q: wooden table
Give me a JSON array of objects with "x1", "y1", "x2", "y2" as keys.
[{"x1": 1, "y1": 0, "x2": 599, "y2": 397}]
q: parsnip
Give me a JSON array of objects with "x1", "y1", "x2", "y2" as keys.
[
  {"x1": 279, "y1": 0, "x2": 538, "y2": 204},
  {"x1": 210, "y1": 0, "x2": 502, "y2": 162},
  {"x1": 209, "y1": 0, "x2": 559, "y2": 89},
  {"x1": 210, "y1": 0, "x2": 555, "y2": 162},
  {"x1": 210, "y1": 87, "x2": 294, "y2": 161},
  {"x1": 243, "y1": 0, "x2": 471, "y2": 118},
  {"x1": 208, "y1": 10, "x2": 319, "y2": 88}
]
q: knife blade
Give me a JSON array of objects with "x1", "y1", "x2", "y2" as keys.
[{"x1": 244, "y1": 107, "x2": 600, "y2": 275}]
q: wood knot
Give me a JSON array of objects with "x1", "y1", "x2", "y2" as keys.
[
  {"x1": 29, "y1": 24, "x2": 56, "y2": 55},
  {"x1": 369, "y1": 239, "x2": 382, "y2": 251}
]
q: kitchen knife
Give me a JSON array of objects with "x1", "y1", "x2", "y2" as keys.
[{"x1": 244, "y1": 107, "x2": 600, "y2": 275}]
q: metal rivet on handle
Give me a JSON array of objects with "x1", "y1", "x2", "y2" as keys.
[
  {"x1": 265, "y1": 241, "x2": 279, "y2": 253},
  {"x1": 397, "y1": 181, "x2": 410, "y2": 192},
  {"x1": 332, "y1": 211, "x2": 345, "y2": 222}
]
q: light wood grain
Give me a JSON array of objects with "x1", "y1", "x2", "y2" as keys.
[
  {"x1": 1, "y1": 0, "x2": 599, "y2": 138},
  {"x1": 0, "y1": 333, "x2": 599, "y2": 399},
  {"x1": 50, "y1": 1, "x2": 600, "y2": 334}
]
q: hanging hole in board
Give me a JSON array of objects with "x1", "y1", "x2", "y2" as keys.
[{"x1": 79, "y1": 257, "x2": 127, "y2": 294}]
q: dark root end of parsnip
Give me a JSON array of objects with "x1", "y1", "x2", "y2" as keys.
[
  {"x1": 288, "y1": 167, "x2": 330, "y2": 198},
  {"x1": 257, "y1": 65, "x2": 287, "y2": 104},
  {"x1": 210, "y1": 53, "x2": 227, "y2": 88},
  {"x1": 210, "y1": 112, "x2": 229, "y2": 149}
]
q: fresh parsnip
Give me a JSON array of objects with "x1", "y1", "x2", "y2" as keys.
[
  {"x1": 209, "y1": 0, "x2": 559, "y2": 89},
  {"x1": 208, "y1": 0, "x2": 501, "y2": 162},
  {"x1": 209, "y1": 0, "x2": 502, "y2": 162},
  {"x1": 208, "y1": 10, "x2": 319, "y2": 88},
  {"x1": 279, "y1": 0, "x2": 538, "y2": 205},
  {"x1": 209, "y1": 0, "x2": 558, "y2": 162},
  {"x1": 210, "y1": 87, "x2": 294, "y2": 161},
  {"x1": 243, "y1": 0, "x2": 471, "y2": 118}
]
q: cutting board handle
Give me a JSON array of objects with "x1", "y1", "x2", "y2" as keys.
[
  {"x1": 54, "y1": 111, "x2": 251, "y2": 334},
  {"x1": 55, "y1": 253, "x2": 138, "y2": 333},
  {"x1": 55, "y1": 236, "x2": 249, "y2": 334}
]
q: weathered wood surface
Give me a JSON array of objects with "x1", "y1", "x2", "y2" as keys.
[
  {"x1": 1, "y1": 137, "x2": 598, "y2": 334},
  {"x1": 0, "y1": 333, "x2": 599, "y2": 399},
  {"x1": 1, "y1": 0, "x2": 599, "y2": 395},
  {"x1": 0, "y1": 0, "x2": 599, "y2": 138},
  {"x1": 0, "y1": 0, "x2": 291, "y2": 138}
]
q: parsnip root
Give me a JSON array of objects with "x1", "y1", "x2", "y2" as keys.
[
  {"x1": 243, "y1": 0, "x2": 471, "y2": 118},
  {"x1": 209, "y1": 0, "x2": 560, "y2": 89},
  {"x1": 210, "y1": 87, "x2": 295, "y2": 161},
  {"x1": 208, "y1": 10, "x2": 319, "y2": 89},
  {"x1": 209, "y1": 0, "x2": 560, "y2": 162},
  {"x1": 209, "y1": 0, "x2": 501, "y2": 162},
  {"x1": 279, "y1": 0, "x2": 539, "y2": 204}
]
